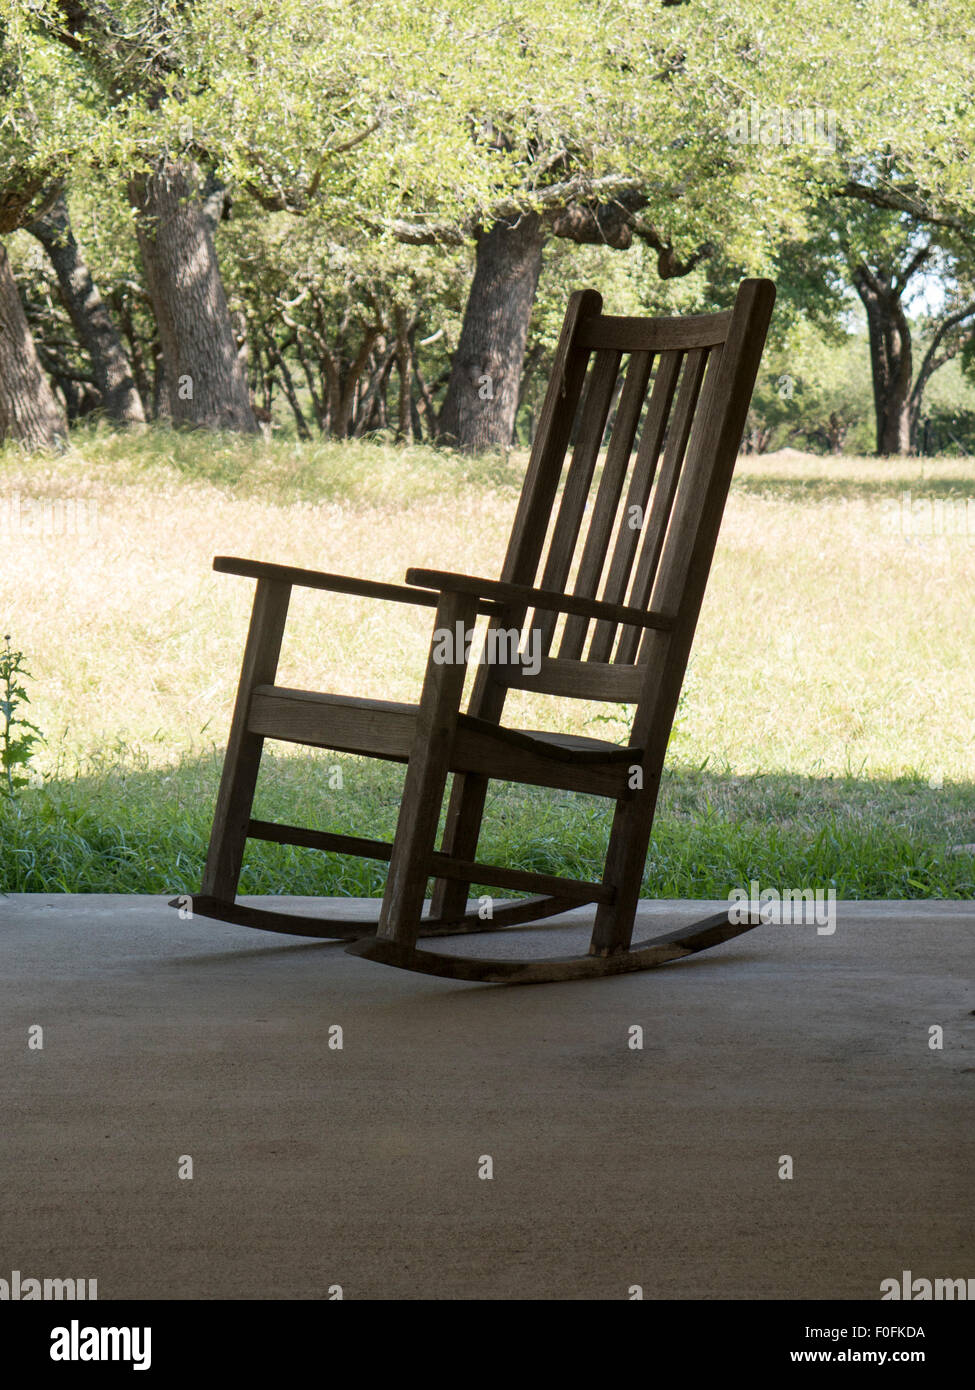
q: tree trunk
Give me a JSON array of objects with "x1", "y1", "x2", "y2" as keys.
[
  {"x1": 128, "y1": 161, "x2": 256, "y2": 432},
  {"x1": 111, "y1": 287, "x2": 153, "y2": 415},
  {"x1": 264, "y1": 331, "x2": 311, "y2": 440},
  {"x1": 827, "y1": 412, "x2": 847, "y2": 455},
  {"x1": 393, "y1": 307, "x2": 414, "y2": 442},
  {"x1": 293, "y1": 331, "x2": 325, "y2": 431},
  {"x1": 438, "y1": 213, "x2": 547, "y2": 452},
  {"x1": 353, "y1": 342, "x2": 397, "y2": 437},
  {"x1": 151, "y1": 340, "x2": 170, "y2": 421},
  {"x1": 27, "y1": 193, "x2": 146, "y2": 425},
  {"x1": 853, "y1": 266, "x2": 914, "y2": 455},
  {"x1": 0, "y1": 241, "x2": 69, "y2": 450}
]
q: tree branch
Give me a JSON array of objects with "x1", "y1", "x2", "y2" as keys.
[
  {"x1": 834, "y1": 180, "x2": 975, "y2": 245},
  {"x1": 910, "y1": 299, "x2": 975, "y2": 407}
]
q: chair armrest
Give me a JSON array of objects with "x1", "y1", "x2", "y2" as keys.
[
  {"x1": 213, "y1": 556, "x2": 505, "y2": 614},
  {"x1": 405, "y1": 568, "x2": 674, "y2": 632}
]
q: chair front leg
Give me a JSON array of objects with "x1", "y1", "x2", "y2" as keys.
[
  {"x1": 201, "y1": 578, "x2": 292, "y2": 903},
  {"x1": 377, "y1": 588, "x2": 478, "y2": 947}
]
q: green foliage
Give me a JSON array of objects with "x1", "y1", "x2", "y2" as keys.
[
  {"x1": 0, "y1": 633, "x2": 43, "y2": 798},
  {"x1": 747, "y1": 320, "x2": 875, "y2": 454},
  {"x1": 12, "y1": 0, "x2": 835, "y2": 245},
  {"x1": 0, "y1": 1, "x2": 104, "y2": 191}
]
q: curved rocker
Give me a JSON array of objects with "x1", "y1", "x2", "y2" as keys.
[
  {"x1": 344, "y1": 909, "x2": 766, "y2": 985},
  {"x1": 171, "y1": 892, "x2": 579, "y2": 942}
]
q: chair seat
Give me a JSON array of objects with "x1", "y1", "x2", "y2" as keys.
[{"x1": 246, "y1": 685, "x2": 639, "y2": 797}]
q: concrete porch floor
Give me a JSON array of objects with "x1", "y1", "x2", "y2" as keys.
[{"x1": 1, "y1": 894, "x2": 972, "y2": 1300}]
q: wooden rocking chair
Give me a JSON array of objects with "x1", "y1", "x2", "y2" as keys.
[{"x1": 175, "y1": 277, "x2": 776, "y2": 982}]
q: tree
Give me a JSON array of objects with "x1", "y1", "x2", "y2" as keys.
[
  {"x1": 853, "y1": 252, "x2": 975, "y2": 457},
  {"x1": 17, "y1": 0, "x2": 975, "y2": 459},
  {"x1": 45, "y1": 0, "x2": 257, "y2": 431},
  {"x1": 193, "y1": 0, "x2": 803, "y2": 452},
  {"x1": 221, "y1": 202, "x2": 469, "y2": 441},
  {"x1": 0, "y1": 10, "x2": 76, "y2": 447},
  {"x1": 383, "y1": 0, "x2": 867, "y2": 452},
  {"x1": 803, "y1": 194, "x2": 975, "y2": 455},
  {"x1": 851, "y1": 231, "x2": 975, "y2": 456},
  {"x1": 387, "y1": 2, "x2": 740, "y2": 450},
  {"x1": 127, "y1": 161, "x2": 255, "y2": 430},
  {"x1": 816, "y1": 0, "x2": 975, "y2": 451},
  {"x1": 437, "y1": 212, "x2": 547, "y2": 453},
  {"x1": 26, "y1": 191, "x2": 145, "y2": 424},
  {"x1": 0, "y1": 237, "x2": 67, "y2": 448},
  {"x1": 745, "y1": 320, "x2": 873, "y2": 455}
]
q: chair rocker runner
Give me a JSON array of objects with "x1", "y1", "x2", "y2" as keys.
[{"x1": 174, "y1": 277, "x2": 776, "y2": 983}]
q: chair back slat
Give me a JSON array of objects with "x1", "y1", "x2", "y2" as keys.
[
  {"x1": 499, "y1": 289, "x2": 603, "y2": 589},
  {"x1": 615, "y1": 346, "x2": 711, "y2": 665},
  {"x1": 631, "y1": 281, "x2": 777, "y2": 753},
  {"x1": 637, "y1": 343, "x2": 731, "y2": 664},
  {"x1": 558, "y1": 349, "x2": 654, "y2": 660},
  {"x1": 532, "y1": 347, "x2": 621, "y2": 656}
]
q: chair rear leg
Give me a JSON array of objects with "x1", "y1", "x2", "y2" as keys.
[
  {"x1": 431, "y1": 665, "x2": 507, "y2": 921},
  {"x1": 429, "y1": 772, "x2": 490, "y2": 921},
  {"x1": 201, "y1": 578, "x2": 291, "y2": 903}
]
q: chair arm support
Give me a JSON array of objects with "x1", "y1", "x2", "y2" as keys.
[
  {"x1": 213, "y1": 556, "x2": 505, "y2": 614},
  {"x1": 405, "y1": 568, "x2": 674, "y2": 632}
]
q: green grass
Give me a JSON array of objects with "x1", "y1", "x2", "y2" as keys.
[
  {"x1": 1, "y1": 747, "x2": 972, "y2": 900},
  {"x1": 1, "y1": 430, "x2": 973, "y2": 899}
]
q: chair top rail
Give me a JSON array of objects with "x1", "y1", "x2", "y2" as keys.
[{"x1": 576, "y1": 309, "x2": 733, "y2": 353}]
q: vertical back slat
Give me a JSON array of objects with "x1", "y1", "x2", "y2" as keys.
[
  {"x1": 532, "y1": 347, "x2": 621, "y2": 656},
  {"x1": 558, "y1": 350, "x2": 654, "y2": 659},
  {"x1": 587, "y1": 350, "x2": 682, "y2": 663},
  {"x1": 497, "y1": 289, "x2": 602, "y2": 590},
  {"x1": 615, "y1": 347, "x2": 709, "y2": 664},
  {"x1": 637, "y1": 344, "x2": 728, "y2": 661}
]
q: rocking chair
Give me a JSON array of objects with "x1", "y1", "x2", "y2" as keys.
[{"x1": 174, "y1": 277, "x2": 776, "y2": 983}]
